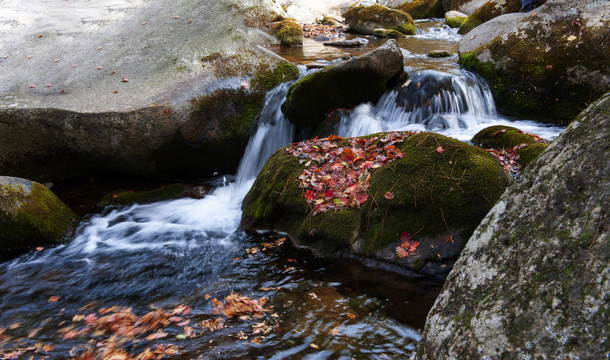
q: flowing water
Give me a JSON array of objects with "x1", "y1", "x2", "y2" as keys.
[{"x1": 0, "y1": 21, "x2": 563, "y2": 359}]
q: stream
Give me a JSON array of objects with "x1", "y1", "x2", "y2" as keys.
[{"x1": 0, "y1": 21, "x2": 563, "y2": 359}]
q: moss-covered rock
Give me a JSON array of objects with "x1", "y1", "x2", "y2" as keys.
[
  {"x1": 0, "y1": 176, "x2": 76, "y2": 250},
  {"x1": 444, "y1": 10, "x2": 467, "y2": 28},
  {"x1": 154, "y1": 61, "x2": 300, "y2": 178},
  {"x1": 241, "y1": 132, "x2": 510, "y2": 276},
  {"x1": 271, "y1": 20, "x2": 304, "y2": 46},
  {"x1": 97, "y1": 183, "x2": 207, "y2": 208},
  {"x1": 343, "y1": 4, "x2": 416, "y2": 35},
  {"x1": 282, "y1": 40, "x2": 404, "y2": 129},
  {"x1": 472, "y1": 125, "x2": 549, "y2": 170},
  {"x1": 415, "y1": 92, "x2": 610, "y2": 360},
  {"x1": 396, "y1": 0, "x2": 444, "y2": 19},
  {"x1": 373, "y1": 28, "x2": 406, "y2": 38},
  {"x1": 457, "y1": 0, "x2": 521, "y2": 34},
  {"x1": 458, "y1": 0, "x2": 610, "y2": 124}
]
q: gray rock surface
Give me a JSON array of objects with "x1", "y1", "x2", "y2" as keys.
[
  {"x1": 323, "y1": 38, "x2": 368, "y2": 47},
  {"x1": 0, "y1": 176, "x2": 76, "y2": 250},
  {"x1": 415, "y1": 91, "x2": 610, "y2": 359},
  {"x1": 458, "y1": 0, "x2": 610, "y2": 123},
  {"x1": 0, "y1": 0, "x2": 290, "y2": 181}
]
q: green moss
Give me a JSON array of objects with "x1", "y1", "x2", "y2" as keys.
[
  {"x1": 428, "y1": 50, "x2": 452, "y2": 58},
  {"x1": 343, "y1": 5, "x2": 416, "y2": 35},
  {"x1": 396, "y1": 0, "x2": 444, "y2": 19},
  {"x1": 0, "y1": 182, "x2": 75, "y2": 250},
  {"x1": 271, "y1": 20, "x2": 304, "y2": 46},
  {"x1": 97, "y1": 184, "x2": 195, "y2": 207},
  {"x1": 361, "y1": 133, "x2": 509, "y2": 253},
  {"x1": 445, "y1": 16, "x2": 466, "y2": 28}
]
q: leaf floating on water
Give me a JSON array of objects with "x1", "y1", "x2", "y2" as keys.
[
  {"x1": 145, "y1": 331, "x2": 168, "y2": 341},
  {"x1": 310, "y1": 343, "x2": 319, "y2": 349},
  {"x1": 48, "y1": 296, "x2": 60, "y2": 303}
]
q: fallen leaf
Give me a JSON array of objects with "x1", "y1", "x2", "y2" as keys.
[
  {"x1": 48, "y1": 296, "x2": 60, "y2": 303},
  {"x1": 122, "y1": 77, "x2": 128, "y2": 82},
  {"x1": 346, "y1": 313, "x2": 356, "y2": 320},
  {"x1": 436, "y1": 146, "x2": 444, "y2": 154},
  {"x1": 174, "y1": 15, "x2": 180, "y2": 19},
  {"x1": 97, "y1": 46, "x2": 102, "y2": 51},
  {"x1": 241, "y1": 80, "x2": 250, "y2": 89},
  {"x1": 146, "y1": 331, "x2": 168, "y2": 341},
  {"x1": 164, "y1": 108, "x2": 170, "y2": 114},
  {"x1": 187, "y1": 19, "x2": 193, "y2": 24},
  {"x1": 310, "y1": 343, "x2": 319, "y2": 349},
  {"x1": 384, "y1": 191, "x2": 394, "y2": 200},
  {"x1": 329, "y1": 326, "x2": 340, "y2": 336},
  {"x1": 35, "y1": 247, "x2": 44, "y2": 251},
  {"x1": 37, "y1": 34, "x2": 43, "y2": 38},
  {"x1": 72, "y1": 64, "x2": 77, "y2": 68},
  {"x1": 29, "y1": 84, "x2": 36, "y2": 88},
  {"x1": 287, "y1": 258, "x2": 297, "y2": 263},
  {"x1": 97, "y1": 66, "x2": 103, "y2": 70},
  {"x1": 54, "y1": 59, "x2": 59, "y2": 62},
  {"x1": 141, "y1": 21, "x2": 147, "y2": 25},
  {"x1": 27, "y1": 55, "x2": 32, "y2": 59}
]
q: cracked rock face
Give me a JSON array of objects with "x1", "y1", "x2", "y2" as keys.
[
  {"x1": 0, "y1": 0, "x2": 288, "y2": 181},
  {"x1": 415, "y1": 91, "x2": 610, "y2": 359}
]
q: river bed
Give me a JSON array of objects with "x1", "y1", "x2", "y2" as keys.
[{"x1": 0, "y1": 21, "x2": 563, "y2": 359}]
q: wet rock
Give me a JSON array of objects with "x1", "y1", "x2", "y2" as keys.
[
  {"x1": 0, "y1": 0, "x2": 296, "y2": 182},
  {"x1": 444, "y1": 10, "x2": 468, "y2": 28},
  {"x1": 457, "y1": 0, "x2": 529, "y2": 34},
  {"x1": 97, "y1": 183, "x2": 209, "y2": 208},
  {"x1": 416, "y1": 91, "x2": 610, "y2": 359},
  {"x1": 395, "y1": 0, "x2": 444, "y2": 19},
  {"x1": 427, "y1": 50, "x2": 452, "y2": 57},
  {"x1": 343, "y1": 4, "x2": 416, "y2": 35},
  {"x1": 271, "y1": 20, "x2": 304, "y2": 46},
  {"x1": 459, "y1": 0, "x2": 610, "y2": 124},
  {"x1": 0, "y1": 176, "x2": 76, "y2": 250},
  {"x1": 373, "y1": 28, "x2": 407, "y2": 38},
  {"x1": 323, "y1": 38, "x2": 369, "y2": 47},
  {"x1": 241, "y1": 132, "x2": 510, "y2": 276},
  {"x1": 446, "y1": 0, "x2": 488, "y2": 14},
  {"x1": 282, "y1": 39, "x2": 404, "y2": 128}
]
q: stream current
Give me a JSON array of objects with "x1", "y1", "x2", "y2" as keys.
[{"x1": 0, "y1": 21, "x2": 563, "y2": 359}]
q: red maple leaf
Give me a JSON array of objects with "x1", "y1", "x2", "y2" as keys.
[
  {"x1": 400, "y1": 232, "x2": 411, "y2": 242},
  {"x1": 305, "y1": 190, "x2": 316, "y2": 201}
]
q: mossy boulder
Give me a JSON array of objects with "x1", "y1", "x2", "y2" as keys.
[
  {"x1": 457, "y1": 0, "x2": 522, "y2": 34},
  {"x1": 97, "y1": 183, "x2": 208, "y2": 208},
  {"x1": 444, "y1": 10, "x2": 467, "y2": 28},
  {"x1": 0, "y1": 176, "x2": 76, "y2": 250},
  {"x1": 373, "y1": 28, "x2": 406, "y2": 38},
  {"x1": 446, "y1": 0, "x2": 489, "y2": 15},
  {"x1": 396, "y1": 0, "x2": 444, "y2": 19},
  {"x1": 458, "y1": 0, "x2": 610, "y2": 124},
  {"x1": 241, "y1": 132, "x2": 510, "y2": 276},
  {"x1": 343, "y1": 4, "x2": 416, "y2": 35},
  {"x1": 281, "y1": 40, "x2": 404, "y2": 129},
  {"x1": 271, "y1": 20, "x2": 304, "y2": 46},
  {"x1": 415, "y1": 92, "x2": 610, "y2": 360},
  {"x1": 472, "y1": 125, "x2": 549, "y2": 170}
]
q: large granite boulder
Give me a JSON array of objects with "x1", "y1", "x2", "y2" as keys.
[
  {"x1": 0, "y1": 176, "x2": 76, "y2": 250},
  {"x1": 343, "y1": 4, "x2": 417, "y2": 35},
  {"x1": 445, "y1": 0, "x2": 488, "y2": 14},
  {"x1": 282, "y1": 40, "x2": 404, "y2": 129},
  {"x1": 241, "y1": 132, "x2": 510, "y2": 276},
  {"x1": 0, "y1": 0, "x2": 298, "y2": 182},
  {"x1": 395, "y1": 0, "x2": 444, "y2": 19},
  {"x1": 416, "y1": 92, "x2": 610, "y2": 359},
  {"x1": 458, "y1": 0, "x2": 610, "y2": 124}
]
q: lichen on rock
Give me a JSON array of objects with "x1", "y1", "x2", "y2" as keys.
[{"x1": 415, "y1": 91, "x2": 610, "y2": 359}]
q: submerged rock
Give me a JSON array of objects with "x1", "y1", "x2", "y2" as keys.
[
  {"x1": 458, "y1": 0, "x2": 610, "y2": 124},
  {"x1": 343, "y1": 4, "x2": 416, "y2": 35},
  {"x1": 427, "y1": 50, "x2": 452, "y2": 58},
  {"x1": 444, "y1": 10, "x2": 467, "y2": 28},
  {"x1": 241, "y1": 132, "x2": 510, "y2": 276},
  {"x1": 0, "y1": 0, "x2": 296, "y2": 182},
  {"x1": 395, "y1": 0, "x2": 444, "y2": 19},
  {"x1": 323, "y1": 38, "x2": 369, "y2": 47},
  {"x1": 416, "y1": 91, "x2": 610, "y2": 359},
  {"x1": 282, "y1": 39, "x2": 404, "y2": 129},
  {"x1": 0, "y1": 176, "x2": 76, "y2": 250}
]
